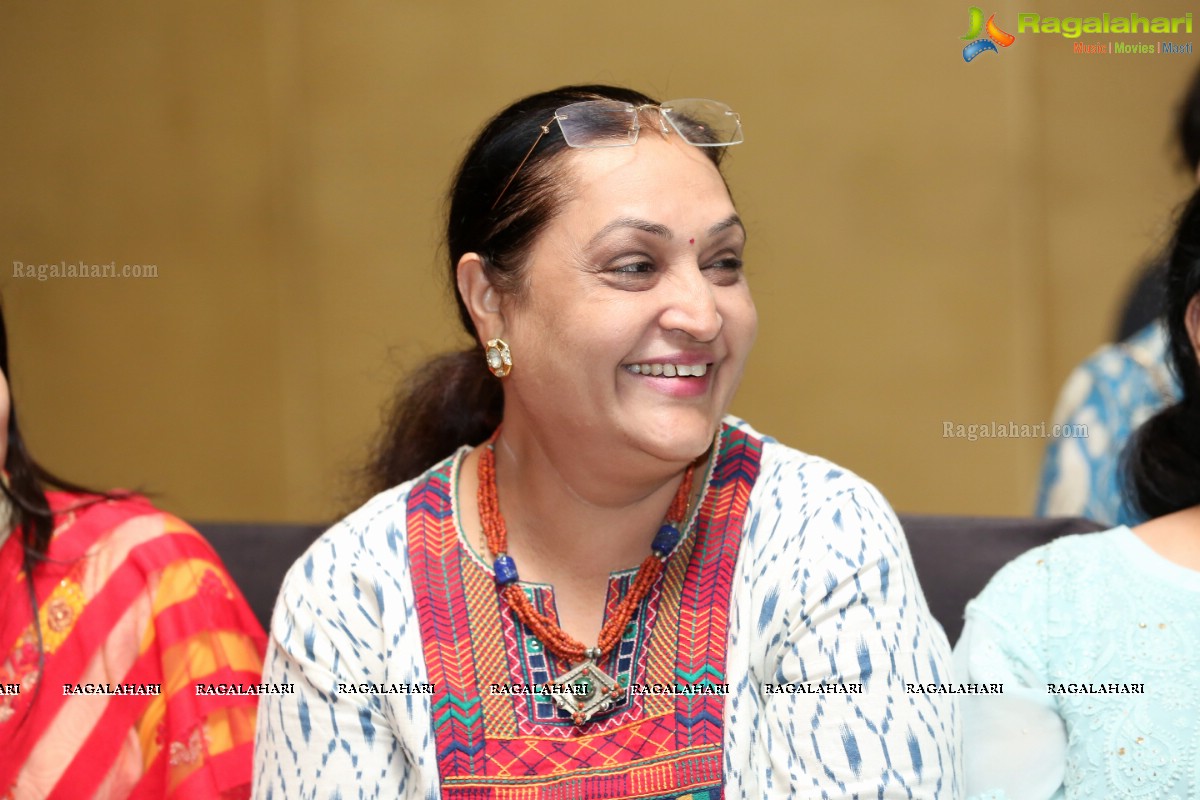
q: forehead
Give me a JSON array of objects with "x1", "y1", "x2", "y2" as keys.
[{"x1": 552, "y1": 136, "x2": 735, "y2": 233}]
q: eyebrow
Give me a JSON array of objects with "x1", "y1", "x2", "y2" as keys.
[
  {"x1": 586, "y1": 214, "x2": 745, "y2": 249},
  {"x1": 586, "y1": 217, "x2": 672, "y2": 248},
  {"x1": 708, "y1": 214, "x2": 744, "y2": 237}
]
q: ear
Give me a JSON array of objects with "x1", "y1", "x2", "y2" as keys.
[
  {"x1": 456, "y1": 253, "x2": 505, "y2": 343},
  {"x1": 1186, "y1": 294, "x2": 1200, "y2": 359}
]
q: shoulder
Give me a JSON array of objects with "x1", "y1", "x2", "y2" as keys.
[
  {"x1": 981, "y1": 528, "x2": 1123, "y2": 589},
  {"x1": 1051, "y1": 321, "x2": 1176, "y2": 422},
  {"x1": 1123, "y1": 317, "x2": 1170, "y2": 363},
  {"x1": 725, "y1": 418, "x2": 906, "y2": 570},
  {"x1": 726, "y1": 416, "x2": 883, "y2": 494},
  {"x1": 273, "y1": 456, "x2": 456, "y2": 629},
  {"x1": 48, "y1": 492, "x2": 220, "y2": 571},
  {"x1": 729, "y1": 417, "x2": 898, "y2": 529},
  {"x1": 49, "y1": 491, "x2": 158, "y2": 541},
  {"x1": 266, "y1": 461, "x2": 450, "y2": 685},
  {"x1": 286, "y1": 471, "x2": 427, "y2": 588},
  {"x1": 46, "y1": 492, "x2": 265, "y2": 638},
  {"x1": 1076, "y1": 321, "x2": 1165, "y2": 384},
  {"x1": 969, "y1": 528, "x2": 1124, "y2": 622}
]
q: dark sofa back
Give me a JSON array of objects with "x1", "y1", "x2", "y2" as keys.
[
  {"x1": 197, "y1": 521, "x2": 327, "y2": 632},
  {"x1": 901, "y1": 514, "x2": 1105, "y2": 643}
]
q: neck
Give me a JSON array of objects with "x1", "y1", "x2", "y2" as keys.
[
  {"x1": 1132, "y1": 504, "x2": 1200, "y2": 571},
  {"x1": 489, "y1": 418, "x2": 708, "y2": 586}
]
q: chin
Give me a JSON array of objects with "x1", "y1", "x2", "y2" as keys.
[{"x1": 628, "y1": 411, "x2": 722, "y2": 465}]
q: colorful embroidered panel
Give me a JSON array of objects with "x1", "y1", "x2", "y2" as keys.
[{"x1": 408, "y1": 425, "x2": 762, "y2": 799}]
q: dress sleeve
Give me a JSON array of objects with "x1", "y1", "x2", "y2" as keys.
[
  {"x1": 252, "y1": 519, "x2": 430, "y2": 800},
  {"x1": 1035, "y1": 339, "x2": 1162, "y2": 526},
  {"x1": 124, "y1": 513, "x2": 269, "y2": 799},
  {"x1": 953, "y1": 550, "x2": 1066, "y2": 800},
  {"x1": 746, "y1": 470, "x2": 960, "y2": 798},
  {"x1": 1035, "y1": 356, "x2": 1112, "y2": 520}
]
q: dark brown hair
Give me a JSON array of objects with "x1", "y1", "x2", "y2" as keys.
[
  {"x1": 1126, "y1": 187, "x2": 1200, "y2": 518},
  {"x1": 363, "y1": 85, "x2": 728, "y2": 494},
  {"x1": 1177, "y1": 64, "x2": 1200, "y2": 173},
  {"x1": 0, "y1": 305, "x2": 113, "y2": 564},
  {"x1": 1, "y1": 303, "x2": 117, "y2": 722}
]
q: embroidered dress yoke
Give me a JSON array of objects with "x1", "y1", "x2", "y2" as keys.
[
  {"x1": 254, "y1": 418, "x2": 960, "y2": 798},
  {"x1": 405, "y1": 424, "x2": 757, "y2": 798}
]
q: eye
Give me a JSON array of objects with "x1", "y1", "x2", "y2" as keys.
[
  {"x1": 704, "y1": 257, "x2": 744, "y2": 272},
  {"x1": 595, "y1": 253, "x2": 660, "y2": 291},
  {"x1": 610, "y1": 260, "x2": 656, "y2": 275},
  {"x1": 703, "y1": 256, "x2": 745, "y2": 285}
]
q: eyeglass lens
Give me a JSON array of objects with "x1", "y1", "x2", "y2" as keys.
[{"x1": 554, "y1": 99, "x2": 742, "y2": 149}]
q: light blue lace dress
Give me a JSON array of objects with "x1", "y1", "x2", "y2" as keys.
[{"x1": 954, "y1": 528, "x2": 1200, "y2": 799}]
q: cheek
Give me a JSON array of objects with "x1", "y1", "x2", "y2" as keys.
[
  {"x1": 526, "y1": 287, "x2": 634, "y2": 357},
  {"x1": 723, "y1": 291, "x2": 758, "y2": 352}
]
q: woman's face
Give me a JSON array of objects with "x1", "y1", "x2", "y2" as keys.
[{"x1": 499, "y1": 133, "x2": 757, "y2": 466}]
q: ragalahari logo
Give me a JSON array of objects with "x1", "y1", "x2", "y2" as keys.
[{"x1": 961, "y1": 7, "x2": 1016, "y2": 61}]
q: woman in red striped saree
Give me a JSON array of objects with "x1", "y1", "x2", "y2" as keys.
[{"x1": 0, "y1": 306, "x2": 266, "y2": 799}]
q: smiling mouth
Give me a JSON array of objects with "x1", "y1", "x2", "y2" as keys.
[{"x1": 624, "y1": 363, "x2": 709, "y2": 377}]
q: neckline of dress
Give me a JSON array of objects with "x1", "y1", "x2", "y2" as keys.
[{"x1": 449, "y1": 427, "x2": 723, "y2": 588}]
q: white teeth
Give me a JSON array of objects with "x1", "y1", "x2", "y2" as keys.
[{"x1": 627, "y1": 363, "x2": 708, "y2": 377}]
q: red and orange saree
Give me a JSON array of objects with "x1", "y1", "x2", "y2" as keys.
[{"x1": 0, "y1": 493, "x2": 266, "y2": 799}]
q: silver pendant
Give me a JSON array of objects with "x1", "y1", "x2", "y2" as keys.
[{"x1": 549, "y1": 658, "x2": 625, "y2": 725}]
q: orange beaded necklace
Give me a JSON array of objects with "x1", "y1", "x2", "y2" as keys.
[{"x1": 477, "y1": 433, "x2": 696, "y2": 725}]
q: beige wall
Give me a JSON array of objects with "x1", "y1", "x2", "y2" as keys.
[{"x1": 1, "y1": 1, "x2": 1196, "y2": 522}]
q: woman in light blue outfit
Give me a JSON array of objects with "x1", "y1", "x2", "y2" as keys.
[
  {"x1": 1035, "y1": 63, "x2": 1200, "y2": 527},
  {"x1": 955, "y1": 188, "x2": 1200, "y2": 798},
  {"x1": 1034, "y1": 319, "x2": 1178, "y2": 526}
]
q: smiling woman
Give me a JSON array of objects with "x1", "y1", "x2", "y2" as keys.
[{"x1": 253, "y1": 85, "x2": 961, "y2": 798}]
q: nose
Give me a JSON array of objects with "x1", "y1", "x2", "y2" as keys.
[{"x1": 658, "y1": 265, "x2": 723, "y2": 342}]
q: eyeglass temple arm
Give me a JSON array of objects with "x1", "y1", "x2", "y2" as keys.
[{"x1": 490, "y1": 121, "x2": 554, "y2": 211}]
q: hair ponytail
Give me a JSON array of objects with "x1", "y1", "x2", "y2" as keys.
[{"x1": 362, "y1": 348, "x2": 503, "y2": 495}]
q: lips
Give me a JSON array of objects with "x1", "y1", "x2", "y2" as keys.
[{"x1": 625, "y1": 363, "x2": 708, "y2": 377}]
